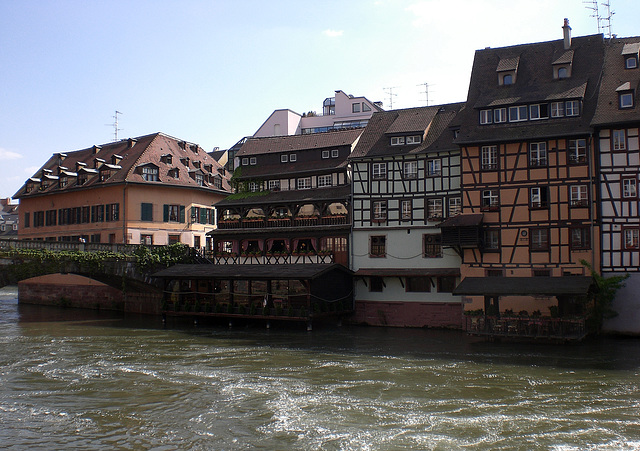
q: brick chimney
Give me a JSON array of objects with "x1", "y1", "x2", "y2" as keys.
[{"x1": 563, "y1": 18, "x2": 572, "y2": 50}]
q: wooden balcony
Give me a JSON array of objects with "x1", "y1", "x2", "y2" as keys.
[
  {"x1": 218, "y1": 215, "x2": 349, "y2": 230},
  {"x1": 208, "y1": 252, "x2": 334, "y2": 265},
  {"x1": 465, "y1": 315, "x2": 587, "y2": 341}
]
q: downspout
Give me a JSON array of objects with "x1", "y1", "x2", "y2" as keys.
[
  {"x1": 123, "y1": 182, "x2": 127, "y2": 244},
  {"x1": 589, "y1": 131, "x2": 598, "y2": 274}
]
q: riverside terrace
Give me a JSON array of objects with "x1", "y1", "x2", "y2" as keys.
[{"x1": 153, "y1": 263, "x2": 354, "y2": 329}]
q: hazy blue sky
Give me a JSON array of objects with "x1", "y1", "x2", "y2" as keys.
[{"x1": 1, "y1": 0, "x2": 637, "y2": 198}]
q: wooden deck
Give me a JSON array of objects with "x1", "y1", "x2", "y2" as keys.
[{"x1": 465, "y1": 316, "x2": 587, "y2": 341}]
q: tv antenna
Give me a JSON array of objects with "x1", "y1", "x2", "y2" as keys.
[
  {"x1": 417, "y1": 82, "x2": 431, "y2": 106},
  {"x1": 584, "y1": 0, "x2": 614, "y2": 38},
  {"x1": 383, "y1": 87, "x2": 398, "y2": 110},
  {"x1": 107, "y1": 110, "x2": 123, "y2": 141}
]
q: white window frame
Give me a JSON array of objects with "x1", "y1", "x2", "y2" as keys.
[
  {"x1": 565, "y1": 100, "x2": 580, "y2": 117},
  {"x1": 530, "y1": 187, "x2": 548, "y2": 208},
  {"x1": 289, "y1": 154, "x2": 297, "y2": 162},
  {"x1": 372, "y1": 201, "x2": 387, "y2": 222},
  {"x1": 482, "y1": 190, "x2": 499, "y2": 210},
  {"x1": 142, "y1": 166, "x2": 159, "y2": 182},
  {"x1": 481, "y1": 145, "x2": 498, "y2": 170},
  {"x1": 427, "y1": 198, "x2": 443, "y2": 220},
  {"x1": 570, "y1": 185, "x2": 588, "y2": 206},
  {"x1": 281, "y1": 154, "x2": 288, "y2": 163},
  {"x1": 331, "y1": 149, "x2": 339, "y2": 158},
  {"x1": 403, "y1": 160, "x2": 417, "y2": 179},
  {"x1": 322, "y1": 150, "x2": 330, "y2": 159},
  {"x1": 493, "y1": 108, "x2": 507, "y2": 123},
  {"x1": 529, "y1": 142, "x2": 548, "y2": 167},
  {"x1": 268, "y1": 180, "x2": 280, "y2": 190},
  {"x1": 249, "y1": 181, "x2": 260, "y2": 192},
  {"x1": 568, "y1": 139, "x2": 587, "y2": 164},
  {"x1": 390, "y1": 137, "x2": 405, "y2": 146},
  {"x1": 624, "y1": 228, "x2": 640, "y2": 249},
  {"x1": 622, "y1": 178, "x2": 637, "y2": 198},
  {"x1": 317, "y1": 174, "x2": 332, "y2": 187},
  {"x1": 480, "y1": 109, "x2": 492, "y2": 124},
  {"x1": 372, "y1": 162, "x2": 387, "y2": 180},
  {"x1": 352, "y1": 103, "x2": 361, "y2": 113},
  {"x1": 297, "y1": 177, "x2": 311, "y2": 190},
  {"x1": 551, "y1": 102, "x2": 565, "y2": 118},
  {"x1": 626, "y1": 56, "x2": 638, "y2": 69},
  {"x1": 249, "y1": 157, "x2": 257, "y2": 165},
  {"x1": 620, "y1": 92, "x2": 634, "y2": 109},
  {"x1": 427, "y1": 159, "x2": 441, "y2": 177},
  {"x1": 613, "y1": 129, "x2": 627, "y2": 151},
  {"x1": 401, "y1": 199, "x2": 412, "y2": 220},
  {"x1": 448, "y1": 197, "x2": 462, "y2": 217},
  {"x1": 406, "y1": 135, "x2": 422, "y2": 145},
  {"x1": 509, "y1": 105, "x2": 527, "y2": 122}
]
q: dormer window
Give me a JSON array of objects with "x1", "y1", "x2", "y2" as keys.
[
  {"x1": 552, "y1": 50, "x2": 573, "y2": 79},
  {"x1": 620, "y1": 91, "x2": 634, "y2": 109},
  {"x1": 100, "y1": 170, "x2": 112, "y2": 182},
  {"x1": 242, "y1": 157, "x2": 249, "y2": 166},
  {"x1": 59, "y1": 176, "x2": 68, "y2": 188},
  {"x1": 558, "y1": 67, "x2": 568, "y2": 78},
  {"x1": 170, "y1": 168, "x2": 180, "y2": 179},
  {"x1": 406, "y1": 135, "x2": 422, "y2": 145},
  {"x1": 502, "y1": 74, "x2": 513, "y2": 85},
  {"x1": 390, "y1": 136, "x2": 405, "y2": 146},
  {"x1": 78, "y1": 173, "x2": 88, "y2": 185},
  {"x1": 281, "y1": 154, "x2": 288, "y2": 163},
  {"x1": 625, "y1": 56, "x2": 638, "y2": 69},
  {"x1": 496, "y1": 57, "x2": 518, "y2": 86},
  {"x1": 161, "y1": 154, "x2": 173, "y2": 164},
  {"x1": 622, "y1": 43, "x2": 640, "y2": 69},
  {"x1": 141, "y1": 165, "x2": 159, "y2": 182},
  {"x1": 250, "y1": 157, "x2": 257, "y2": 165},
  {"x1": 195, "y1": 173, "x2": 204, "y2": 186}
]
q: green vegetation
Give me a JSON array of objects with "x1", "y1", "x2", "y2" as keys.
[{"x1": 581, "y1": 259, "x2": 629, "y2": 333}]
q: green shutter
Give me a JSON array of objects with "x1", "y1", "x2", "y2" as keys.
[
  {"x1": 179, "y1": 205, "x2": 185, "y2": 223},
  {"x1": 163, "y1": 204, "x2": 169, "y2": 222},
  {"x1": 200, "y1": 207, "x2": 207, "y2": 224}
]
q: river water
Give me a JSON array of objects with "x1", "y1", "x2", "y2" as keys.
[{"x1": 1, "y1": 286, "x2": 640, "y2": 450}]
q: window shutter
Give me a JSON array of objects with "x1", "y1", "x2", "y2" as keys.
[
  {"x1": 163, "y1": 204, "x2": 169, "y2": 222},
  {"x1": 200, "y1": 207, "x2": 207, "y2": 224},
  {"x1": 179, "y1": 205, "x2": 185, "y2": 223}
]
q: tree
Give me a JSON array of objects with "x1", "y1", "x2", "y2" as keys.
[{"x1": 581, "y1": 259, "x2": 629, "y2": 333}]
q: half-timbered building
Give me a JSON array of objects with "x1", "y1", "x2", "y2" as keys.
[
  {"x1": 448, "y1": 21, "x2": 603, "y2": 329},
  {"x1": 592, "y1": 36, "x2": 640, "y2": 334},
  {"x1": 349, "y1": 103, "x2": 465, "y2": 328}
]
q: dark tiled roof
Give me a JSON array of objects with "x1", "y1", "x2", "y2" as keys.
[
  {"x1": 236, "y1": 129, "x2": 363, "y2": 157},
  {"x1": 454, "y1": 34, "x2": 605, "y2": 144},
  {"x1": 215, "y1": 185, "x2": 350, "y2": 208},
  {"x1": 438, "y1": 213, "x2": 483, "y2": 228},
  {"x1": 237, "y1": 158, "x2": 347, "y2": 179},
  {"x1": 154, "y1": 263, "x2": 352, "y2": 280},
  {"x1": 355, "y1": 268, "x2": 460, "y2": 277},
  {"x1": 14, "y1": 133, "x2": 232, "y2": 198},
  {"x1": 350, "y1": 103, "x2": 465, "y2": 159},
  {"x1": 453, "y1": 276, "x2": 593, "y2": 296},
  {"x1": 592, "y1": 36, "x2": 640, "y2": 126}
]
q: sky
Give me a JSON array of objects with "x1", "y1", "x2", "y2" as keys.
[{"x1": 1, "y1": 0, "x2": 637, "y2": 199}]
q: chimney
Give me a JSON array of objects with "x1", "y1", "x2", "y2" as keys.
[{"x1": 563, "y1": 18, "x2": 572, "y2": 50}]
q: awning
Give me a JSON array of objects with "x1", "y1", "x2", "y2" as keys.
[
  {"x1": 438, "y1": 214, "x2": 483, "y2": 228},
  {"x1": 453, "y1": 276, "x2": 593, "y2": 296},
  {"x1": 154, "y1": 263, "x2": 352, "y2": 280},
  {"x1": 354, "y1": 268, "x2": 459, "y2": 277}
]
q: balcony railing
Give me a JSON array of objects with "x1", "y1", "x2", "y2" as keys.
[
  {"x1": 218, "y1": 215, "x2": 349, "y2": 230},
  {"x1": 207, "y1": 252, "x2": 334, "y2": 265},
  {"x1": 465, "y1": 315, "x2": 587, "y2": 341}
]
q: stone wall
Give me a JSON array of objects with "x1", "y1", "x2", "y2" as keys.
[{"x1": 353, "y1": 300, "x2": 463, "y2": 329}]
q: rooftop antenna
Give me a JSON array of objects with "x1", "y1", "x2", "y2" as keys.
[
  {"x1": 583, "y1": 0, "x2": 602, "y2": 34},
  {"x1": 584, "y1": 0, "x2": 614, "y2": 38},
  {"x1": 601, "y1": 0, "x2": 614, "y2": 39},
  {"x1": 383, "y1": 87, "x2": 398, "y2": 110},
  {"x1": 107, "y1": 110, "x2": 123, "y2": 142},
  {"x1": 417, "y1": 82, "x2": 431, "y2": 106}
]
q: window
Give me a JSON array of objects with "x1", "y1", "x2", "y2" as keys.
[
  {"x1": 423, "y1": 234, "x2": 442, "y2": 258},
  {"x1": 406, "y1": 135, "x2": 422, "y2": 145},
  {"x1": 269, "y1": 180, "x2": 280, "y2": 190},
  {"x1": 568, "y1": 139, "x2": 587, "y2": 164},
  {"x1": 482, "y1": 190, "x2": 499, "y2": 210},
  {"x1": 250, "y1": 157, "x2": 257, "y2": 165},
  {"x1": 164, "y1": 204, "x2": 185, "y2": 223},
  {"x1": 502, "y1": 74, "x2": 513, "y2": 85},
  {"x1": 565, "y1": 100, "x2": 580, "y2": 116},
  {"x1": 372, "y1": 200, "x2": 387, "y2": 222},
  {"x1": 370, "y1": 235, "x2": 386, "y2": 257},
  {"x1": 280, "y1": 154, "x2": 288, "y2": 163},
  {"x1": 570, "y1": 226, "x2": 590, "y2": 250},
  {"x1": 438, "y1": 276, "x2": 457, "y2": 293},
  {"x1": 317, "y1": 174, "x2": 332, "y2": 187},
  {"x1": 90, "y1": 205, "x2": 104, "y2": 223},
  {"x1": 624, "y1": 228, "x2": 639, "y2": 249},
  {"x1": 625, "y1": 56, "x2": 638, "y2": 69},
  {"x1": 297, "y1": 177, "x2": 311, "y2": 190},
  {"x1": 369, "y1": 276, "x2": 384, "y2": 292},
  {"x1": 249, "y1": 182, "x2": 260, "y2": 192},
  {"x1": 289, "y1": 154, "x2": 297, "y2": 162},
  {"x1": 403, "y1": 161, "x2": 417, "y2": 179},
  {"x1": 141, "y1": 202, "x2": 153, "y2": 222},
  {"x1": 480, "y1": 109, "x2": 493, "y2": 124},
  {"x1": 529, "y1": 104, "x2": 548, "y2": 120},
  {"x1": 23, "y1": 212, "x2": 29, "y2": 228},
  {"x1": 509, "y1": 105, "x2": 527, "y2": 122},
  {"x1": 622, "y1": 177, "x2": 637, "y2": 198},
  {"x1": 352, "y1": 103, "x2": 361, "y2": 113},
  {"x1": 448, "y1": 197, "x2": 462, "y2": 217},
  {"x1": 427, "y1": 198, "x2": 443, "y2": 220},
  {"x1": 322, "y1": 150, "x2": 330, "y2": 159},
  {"x1": 390, "y1": 137, "x2": 405, "y2": 146},
  {"x1": 484, "y1": 229, "x2": 500, "y2": 250},
  {"x1": 551, "y1": 102, "x2": 565, "y2": 118},
  {"x1": 493, "y1": 108, "x2": 507, "y2": 123},
  {"x1": 45, "y1": 209, "x2": 56, "y2": 226},
  {"x1": 59, "y1": 176, "x2": 68, "y2": 188},
  {"x1": 558, "y1": 67, "x2": 568, "y2": 79},
  {"x1": 332, "y1": 149, "x2": 339, "y2": 158},
  {"x1": 372, "y1": 162, "x2": 387, "y2": 180},
  {"x1": 362, "y1": 103, "x2": 371, "y2": 112},
  {"x1": 195, "y1": 173, "x2": 204, "y2": 186},
  {"x1": 242, "y1": 158, "x2": 249, "y2": 166},
  {"x1": 401, "y1": 199, "x2": 412, "y2": 220},
  {"x1": 529, "y1": 142, "x2": 547, "y2": 167},
  {"x1": 613, "y1": 129, "x2": 627, "y2": 151},
  {"x1": 427, "y1": 159, "x2": 441, "y2": 176},
  {"x1": 570, "y1": 185, "x2": 589, "y2": 206},
  {"x1": 142, "y1": 166, "x2": 159, "y2": 182},
  {"x1": 530, "y1": 228, "x2": 550, "y2": 251},
  {"x1": 481, "y1": 145, "x2": 498, "y2": 170},
  {"x1": 106, "y1": 203, "x2": 119, "y2": 221},
  {"x1": 620, "y1": 92, "x2": 634, "y2": 109},
  {"x1": 406, "y1": 277, "x2": 431, "y2": 292},
  {"x1": 140, "y1": 234, "x2": 153, "y2": 245},
  {"x1": 100, "y1": 170, "x2": 112, "y2": 182},
  {"x1": 530, "y1": 186, "x2": 549, "y2": 208}
]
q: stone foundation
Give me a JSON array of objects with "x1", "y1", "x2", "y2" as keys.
[{"x1": 353, "y1": 300, "x2": 463, "y2": 328}]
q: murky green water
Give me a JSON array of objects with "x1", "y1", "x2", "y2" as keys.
[{"x1": 1, "y1": 286, "x2": 640, "y2": 450}]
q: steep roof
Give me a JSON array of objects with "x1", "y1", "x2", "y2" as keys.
[
  {"x1": 454, "y1": 34, "x2": 605, "y2": 144},
  {"x1": 14, "y1": 132, "x2": 232, "y2": 198},
  {"x1": 236, "y1": 129, "x2": 363, "y2": 157},
  {"x1": 592, "y1": 36, "x2": 640, "y2": 126},
  {"x1": 350, "y1": 103, "x2": 465, "y2": 159}
]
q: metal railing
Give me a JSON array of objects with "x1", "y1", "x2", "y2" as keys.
[{"x1": 465, "y1": 315, "x2": 587, "y2": 341}]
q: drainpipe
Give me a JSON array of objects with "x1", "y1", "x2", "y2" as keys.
[
  {"x1": 590, "y1": 131, "x2": 599, "y2": 274},
  {"x1": 122, "y1": 183, "x2": 127, "y2": 244}
]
